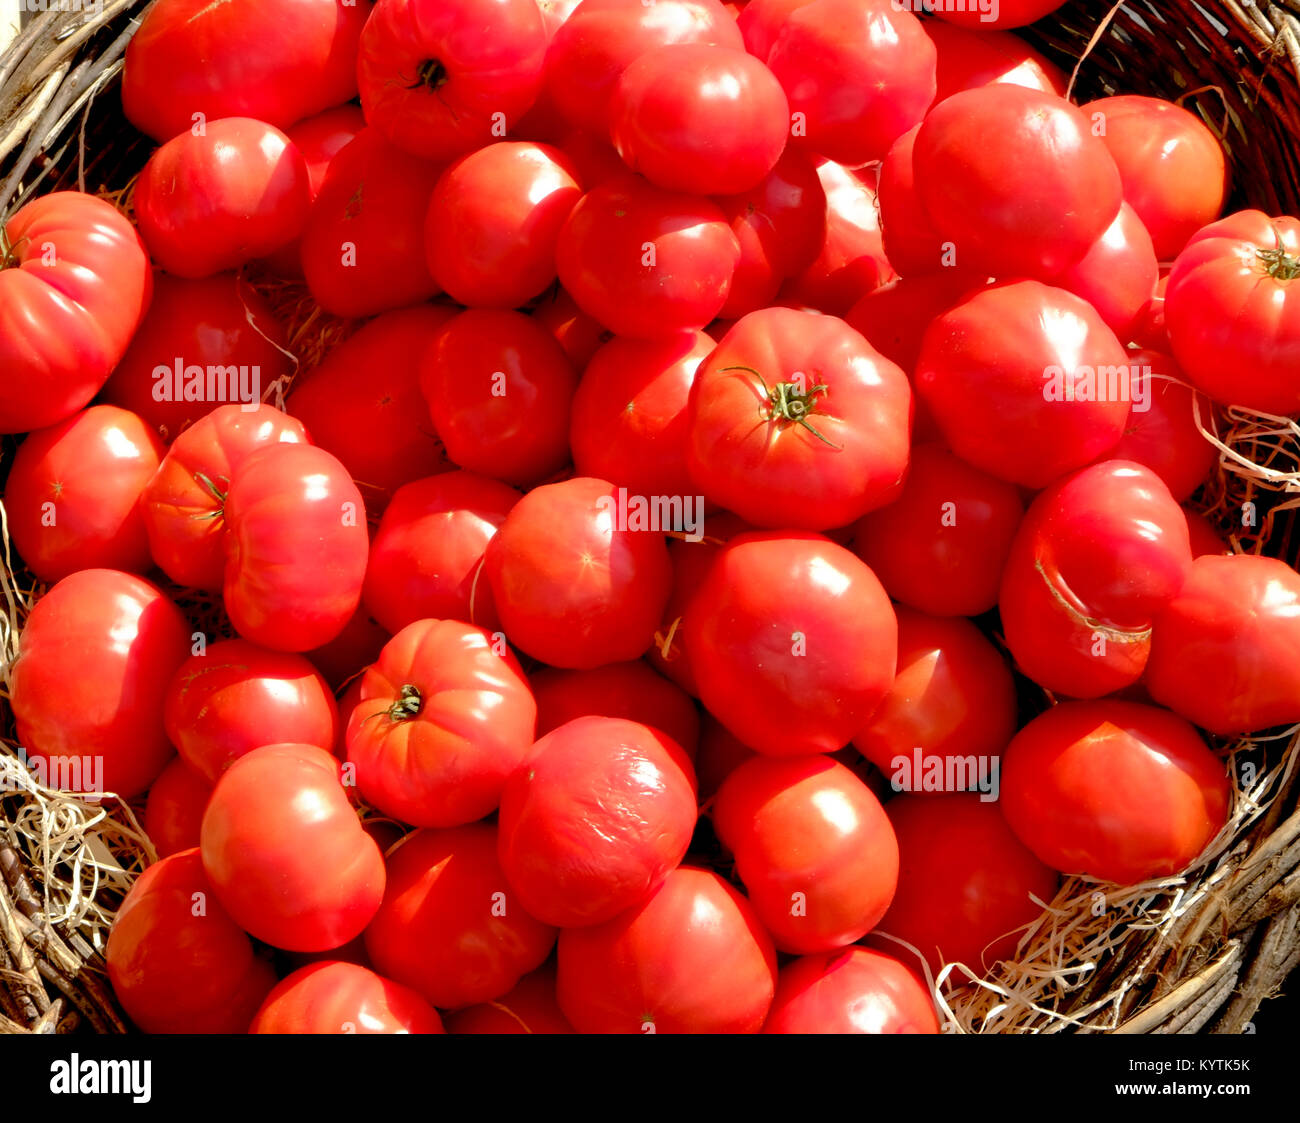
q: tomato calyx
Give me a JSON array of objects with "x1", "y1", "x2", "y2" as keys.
[
  {"x1": 720, "y1": 364, "x2": 842, "y2": 449},
  {"x1": 384, "y1": 683, "x2": 424, "y2": 722},
  {"x1": 413, "y1": 59, "x2": 450, "y2": 93},
  {"x1": 189, "y1": 472, "x2": 230, "y2": 520},
  {"x1": 1257, "y1": 241, "x2": 1300, "y2": 282}
]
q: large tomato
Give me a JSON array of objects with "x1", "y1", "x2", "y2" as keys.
[
  {"x1": 924, "y1": 17, "x2": 1066, "y2": 102},
  {"x1": 0, "y1": 192, "x2": 151, "y2": 434},
  {"x1": 1053, "y1": 202, "x2": 1159, "y2": 340},
  {"x1": 762, "y1": 947, "x2": 939, "y2": 1034},
  {"x1": 686, "y1": 308, "x2": 911, "y2": 530},
  {"x1": 876, "y1": 125, "x2": 946, "y2": 278},
  {"x1": 143, "y1": 757, "x2": 211, "y2": 859},
  {"x1": 249, "y1": 962, "x2": 444, "y2": 1034},
  {"x1": 12, "y1": 570, "x2": 190, "y2": 800}
]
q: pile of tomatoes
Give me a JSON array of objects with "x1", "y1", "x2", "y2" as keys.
[{"x1": 3, "y1": 0, "x2": 1300, "y2": 1035}]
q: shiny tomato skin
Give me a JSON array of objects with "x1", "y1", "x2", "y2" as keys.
[
  {"x1": 445, "y1": 965, "x2": 575, "y2": 1033},
  {"x1": 141, "y1": 404, "x2": 309, "y2": 591},
  {"x1": 425, "y1": 141, "x2": 582, "y2": 308},
  {"x1": 101, "y1": 272, "x2": 290, "y2": 442},
  {"x1": 1000, "y1": 701, "x2": 1230, "y2": 885},
  {"x1": 0, "y1": 192, "x2": 152, "y2": 434},
  {"x1": 684, "y1": 531, "x2": 897, "y2": 757},
  {"x1": 249, "y1": 962, "x2": 445, "y2": 1034},
  {"x1": 931, "y1": 0, "x2": 1066, "y2": 30},
  {"x1": 925, "y1": 17, "x2": 1066, "y2": 101},
  {"x1": 7, "y1": 406, "x2": 164, "y2": 583},
  {"x1": 915, "y1": 280, "x2": 1131, "y2": 488},
  {"x1": 1146, "y1": 554, "x2": 1300, "y2": 735},
  {"x1": 556, "y1": 173, "x2": 740, "y2": 339},
  {"x1": 120, "y1": 0, "x2": 367, "y2": 142},
  {"x1": 143, "y1": 757, "x2": 211, "y2": 859},
  {"x1": 164, "y1": 639, "x2": 338, "y2": 784},
  {"x1": 346, "y1": 619, "x2": 537, "y2": 828},
  {"x1": 686, "y1": 308, "x2": 911, "y2": 530},
  {"x1": 556, "y1": 866, "x2": 777, "y2": 1033},
  {"x1": 364, "y1": 823, "x2": 558, "y2": 1010},
  {"x1": 762, "y1": 947, "x2": 939, "y2": 1034},
  {"x1": 12, "y1": 570, "x2": 190, "y2": 799},
  {"x1": 134, "y1": 118, "x2": 312, "y2": 279},
  {"x1": 877, "y1": 794, "x2": 1059, "y2": 978},
  {"x1": 106, "y1": 849, "x2": 277, "y2": 1034},
  {"x1": 222, "y1": 443, "x2": 369, "y2": 652},
  {"x1": 200, "y1": 743, "x2": 386, "y2": 951},
  {"x1": 484, "y1": 477, "x2": 673, "y2": 669},
  {"x1": 713, "y1": 755, "x2": 898, "y2": 953},
  {"x1": 286, "y1": 304, "x2": 456, "y2": 509},
  {"x1": 1054, "y1": 203, "x2": 1159, "y2": 340}
]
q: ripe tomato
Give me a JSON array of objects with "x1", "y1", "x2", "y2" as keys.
[
  {"x1": 498, "y1": 716, "x2": 696, "y2": 927},
  {"x1": 307, "y1": 606, "x2": 391, "y2": 693},
  {"x1": 686, "y1": 307, "x2": 911, "y2": 530},
  {"x1": 914, "y1": 86, "x2": 1122, "y2": 280},
  {"x1": 101, "y1": 272, "x2": 290, "y2": 442},
  {"x1": 1054, "y1": 203, "x2": 1159, "y2": 340},
  {"x1": 286, "y1": 305, "x2": 456, "y2": 508},
  {"x1": 133, "y1": 118, "x2": 312, "y2": 278},
  {"x1": 357, "y1": 0, "x2": 548, "y2": 162},
  {"x1": 484, "y1": 477, "x2": 673, "y2": 669},
  {"x1": 143, "y1": 757, "x2": 211, "y2": 859},
  {"x1": 557, "y1": 866, "x2": 776, "y2": 1033},
  {"x1": 106, "y1": 849, "x2": 276, "y2": 1034},
  {"x1": 1000, "y1": 701, "x2": 1230, "y2": 885},
  {"x1": 1165, "y1": 211, "x2": 1300, "y2": 416},
  {"x1": 120, "y1": 0, "x2": 367, "y2": 142},
  {"x1": 0, "y1": 192, "x2": 151, "y2": 434},
  {"x1": 876, "y1": 125, "x2": 946, "y2": 277},
  {"x1": 249, "y1": 962, "x2": 444, "y2": 1034},
  {"x1": 531, "y1": 285, "x2": 614, "y2": 370},
  {"x1": 201, "y1": 743, "x2": 386, "y2": 951},
  {"x1": 346, "y1": 619, "x2": 536, "y2": 828},
  {"x1": 762, "y1": 947, "x2": 939, "y2": 1034},
  {"x1": 694, "y1": 714, "x2": 758, "y2": 802},
  {"x1": 6, "y1": 405, "x2": 163, "y2": 582},
  {"x1": 12, "y1": 570, "x2": 190, "y2": 799},
  {"x1": 1131, "y1": 271, "x2": 1171, "y2": 352},
  {"x1": 445, "y1": 965, "x2": 575, "y2": 1033},
  {"x1": 556, "y1": 173, "x2": 740, "y2": 339},
  {"x1": 425, "y1": 141, "x2": 582, "y2": 308},
  {"x1": 924, "y1": 17, "x2": 1066, "y2": 101},
  {"x1": 420, "y1": 309, "x2": 577, "y2": 487},
  {"x1": 164, "y1": 639, "x2": 338, "y2": 783},
  {"x1": 1183, "y1": 507, "x2": 1231, "y2": 559},
  {"x1": 365, "y1": 823, "x2": 557, "y2": 1009},
  {"x1": 877, "y1": 795, "x2": 1059, "y2": 978},
  {"x1": 930, "y1": 0, "x2": 1066, "y2": 30},
  {"x1": 847, "y1": 273, "x2": 989, "y2": 382},
  {"x1": 222, "y1": 443, "x2": 369, "y2": 652},
  {"x1": 363, "y1": 471, "x2": 520, "y2": 635},
  {"x1": 1146, "y1": 554, "x2": 1300, "y2": 735},
  {"x1": 713, "y1": 755, "x2": 898, "y2": 952},
  {"x1": 684, "y1": 531, "x2": 897, "y2": 756}
]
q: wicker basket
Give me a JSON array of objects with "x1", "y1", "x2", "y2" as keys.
[{"x1": 1, "y1": 0, "x2": 1299, "y2": 1035}]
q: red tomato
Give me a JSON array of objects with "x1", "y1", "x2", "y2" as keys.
[
  {"x1": 286, "y1": 305, "x2": 456, "y2": 508},
  {"x1": 1183, "y1": 506, "x2": 1230, "y2": 559},
  {"x1": 876, "y1": 125, "x2": 945, "y2": 277},
  {"x1": 12, "y1": 570, "x2": 190, "y2": 799},
  {"x1": 222, "y1": 443, "x2": 369, "y2": 652},
  {"x1": 365, "y1": 823, "x2": 557, "y2": 1009},
  {"x1": 420, "y1": 309, "x2": 577, "y2": 487},
  {"x1": 686, "y1": 307, "x2": 911, "y2": 530},
  {"x1": 1053, "y1": 203, "x2": 1159, "y2": 340},
  {"x1": 164, "y1": 639, "x2": 338, "y2": 783},
  {"x1": 425, "y1": 141, "x2": 582, "y2": 308},
  {"x1": 346, "y1": 619, "x2": 537, "y2": 828},
  {"x1": 713, "y1": 755, "x2": 898, "y2": 952},
  {"x1": 914, "y1": 86, "x2": 1122, "y2": 280},
  {"x1": 484, "y1": 477, "x2": 673, "y2": 669},
  {"x1": 106, "y1": 849, "x2": 276, "y2": 1034},
  {"x1": 846, "y1": 272, "x2": 989, "y2": 380},
  {"x1": 553, "y1": 127, "x2": 628, "y2": 187},
  {"x1": 133, "y1": 118, "x2": 311, "y2": 279},
  {"x1": 1146, "y1": 554, "x2": 1300, "y2": 735},
  {"x1": 1131, "y1": 272, "x2": 1171, "y2": 352},
  {"x1": 915, "y1": 280, "x2": 1131, "y2": 488},
  {"x1": 1000, "y1": 701, "x2": 1230, "y2": 885},
  {"x1": 249, "y1": 962, "x2": 444, "y2": 1034},
  {"x1": 101, "y1": 272, "x2": 290, "y2": 442},
  {"x1": 556, "y1": 173, "x2": 740, "y2": 339},
  {"x1": 6, "y1": 406, "x2": 163, "y2": 582},
  {"x1": 531, "y1": 285, "x2": 614, "y2": 370},
  {"x1": 141, "y1": 404, "x2": 309, "y2": 590},
  {"x1": 762, "y1": 947, "x2": 939, "y2": 1034},
  {"x1": 694, "y1": 714, "x2": 758, "y2": 802},
  {"x1": 445, "y1": 965, "x2": 575, "y2": 1033},
  {"x1": 307, "y1": 606, "x2": 391, "y2": 693},
  {"x1": 930, "y1": 0, "x2": 1066, "y2": 30},
  {"x1": 1165, "y1": 211, "x2": 1300, "y2": 416},
  {"x1": 853, "y1": 443, "x2": 1024, "y2": 617},
  {"x1": 1083, "y1": 95, "x2": 1229, "y2": 261},
  {"x1": 0, "y1": 192, "x2": 151, "y2": 434},
  {"x1": 358, "y1": 0, "x2": 548, "y2": 162},
  {"x1": 925, "y1": 16, "x2": 1066, "y2": 101},
  {"x1": 143, "y1": 757, "x2": 211, "y2": 859},
  {"x1": 300, "y1": 128, "x2": 443, "y2": 318},
  {"x1": 120, "y1": 0, "x2": 367, "y2": 142},
  {"x1": 363, "y1": 471, "x2": 521, "y2": 635},
  {"x1": 877, "y1": 795, "x2": 1058, "y2": 978},
  {"x1": 684, "y1": 531, "x2": 897, "y2": 756},
  {"x1": 556, "y1": 866, "x2": 777, "y2": 1033},
  {"x1": 201, "y1": 743, "x2": 386, "y2": 951}
]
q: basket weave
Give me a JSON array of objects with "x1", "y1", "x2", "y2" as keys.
[{"x1": 1, "y1": 0, "x2": 1299, "y2": 1034}]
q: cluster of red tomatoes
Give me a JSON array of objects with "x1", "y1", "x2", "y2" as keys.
[{"x1": 3, "y1": 0, "x2": 1300, "y2": 1035}]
